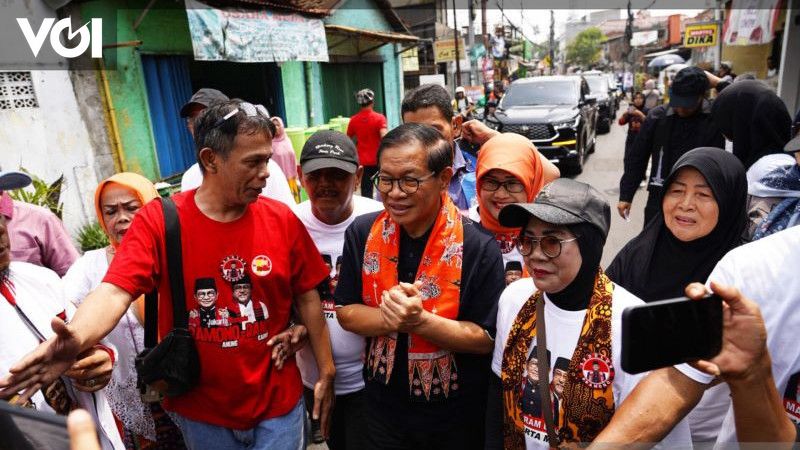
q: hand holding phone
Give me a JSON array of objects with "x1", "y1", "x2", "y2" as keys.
[{"x1": 622, "y1": 294, "x2": 722, "y2": 374}]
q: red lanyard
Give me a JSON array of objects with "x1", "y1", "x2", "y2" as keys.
[{"x1": 0, "y1": 278, "x2": 17, "y2": 306}]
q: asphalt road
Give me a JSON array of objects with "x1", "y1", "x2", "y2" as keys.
[{"x1": 574, "y1": 101, "x2": 648, "y2": 268}]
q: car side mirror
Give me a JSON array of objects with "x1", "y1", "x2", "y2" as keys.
[{"x1": 580, "y1": 97, "x2": 597, "y2": 106}]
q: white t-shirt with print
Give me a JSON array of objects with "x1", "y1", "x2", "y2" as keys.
[
  {"x1": 704, "y1": 226, "x2": 800, "y2": 445},
  {"x1": 294, "y1": 195, "x2": 384, "y2": 394},
  {"x1": 468, "y1": 205, "x2": 525, "y2": 277},
  {"x1": 180, "y1": 161, "x2": 296, "y2": 208},
  {"x1": 492, "y1": 277, "x2": 707, "y2": 449}
]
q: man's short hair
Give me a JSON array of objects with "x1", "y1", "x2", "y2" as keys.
[
  {"x1": 193, "y1": 100, "x2": 276, "y2": 172},
  {"x1": 401, "y1": 84, "x2": 453, "y2": 122},
  {"x1": 377, "y1": 123, "x2": 453, "y2": 174}
]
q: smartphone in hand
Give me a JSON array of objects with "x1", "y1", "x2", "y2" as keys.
[
  {"x1": 0, "y1": 400, "x2": 69, "y2": 450},
  {"x1": 621, "y1": 294, "x2": 722, "y2": 374}
]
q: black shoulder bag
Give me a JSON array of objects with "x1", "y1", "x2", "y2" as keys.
[{"x1": 135, "y1": 197, "x2": 200, "y2": 402}]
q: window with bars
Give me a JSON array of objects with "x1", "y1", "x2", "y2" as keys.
[{"x1": 0, "y1": 71, "x2": 39, "y2": 109}]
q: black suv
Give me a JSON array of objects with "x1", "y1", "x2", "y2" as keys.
[
  {"x1": 485, "y1": 76, "x2": 598, "y2": 174},
  {"x1": 582, "y1": 72, "x2": 615, "y2": 134}
]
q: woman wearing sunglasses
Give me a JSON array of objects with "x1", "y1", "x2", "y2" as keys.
[
  {"x1": 469, "y1": 133, "x2": 558, "y2": 283},
  {"x1": 484, "y1": 179, "x2": 700, "y2": 449}
]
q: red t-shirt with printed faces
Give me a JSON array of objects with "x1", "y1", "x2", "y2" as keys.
[
  {"x1": 347, "y1": 108, "x2": 387, "y2": 166},
  {"x1": 103, "y1": 191, "x2": 328, "y2": 429}
]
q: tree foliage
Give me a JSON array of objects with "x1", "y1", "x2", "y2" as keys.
[{"x1": 566, "y1": 27, "x2": 606, "y2": 68}]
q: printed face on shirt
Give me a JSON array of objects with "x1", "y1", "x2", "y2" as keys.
[
  {"x1": 233, "y1": 282, "x2": 252, "y2": 304},
  {"x1": 522, "y1": 217, "x2": 582, "y2": 294},
  {"x1": 195, "y1": 288, "x2": 218, "y2": 308},
  {"x1": 403, "y1": 105, "x2": 459, "y2": 142},
  {"x1": 378, "y1": 141, "x2": 452, "y2": 235},
  {"x1": 553, "y1": 368, "x2": 567, "y2": 396},
  {"x1": 300, "y1": 166, "x2": 362, "y2": 225},
  {"x1": 662, "y1": 167, "x2": 719, "y2": 242},
  {"x1": 479, "y1": 169, "x2": 528, "y2": 222},
  {"x1": 100, "y1": 183, "x2": 143, "y2": 244},
  {"x1": 201, "y1": 131, "x2": 273, "y2": 207},
  {"x1": 526, "y1": 356, "x2": 539, "y2": 382},
  {"x1": 0, "y1": 214, "x2": 9, "y2": 271}
]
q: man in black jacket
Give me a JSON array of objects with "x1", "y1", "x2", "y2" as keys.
[{"x1": 617, "y1": 67, "x2": 724, "y2": 225}]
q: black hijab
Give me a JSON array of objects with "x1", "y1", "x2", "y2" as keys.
[
  {"x1": 711, "y1": 80, "x2": 792, "y2": 169},
  {"x1": 548, "y1": 222, "x2": 606, "y2": 311},
  {"x1": 607, "y1": 148, "x2": 747, "y2": 302}
]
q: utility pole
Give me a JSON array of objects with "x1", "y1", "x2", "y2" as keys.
[
  {"x1": 452, "y1": 0, "x2": 462, "y2": 86},
  {"x1": 467, "y1": 0, "x2": 477, "y2": 85},
  {"x1": 624, "y1": 0, "x2": 633, "y2": 82},
  {"x1": 714, "y1": 0, "x2": 723, "y2": 72},
  {"x1": 548, "y1": 10, "x2": 555, "y2": 74}
]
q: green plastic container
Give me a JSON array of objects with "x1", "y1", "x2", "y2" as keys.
[
  {"x1": 284, "y1": 127, "x2": 305, "y2": 159},
  {"x1": 329, "y1": 116, "x2": 350, "y2": 133}
]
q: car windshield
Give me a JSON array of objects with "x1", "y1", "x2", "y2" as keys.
[
  {"x1": 501, "y1": 81, "x2": 578, "y2": 107},
  {"x1": 586, "y1": 76, "x2": 608, "y2": 95}
]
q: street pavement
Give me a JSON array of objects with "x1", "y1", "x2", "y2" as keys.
[{"x1": 574, "y1": 101, "x2": 649, "y2": 268}]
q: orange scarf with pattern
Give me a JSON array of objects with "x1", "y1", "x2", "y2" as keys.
[
  {"x1": 501, "y1": 269, "x2": 616, "y2": 448},
  {"x1": 362, "y1": 194, "x2": 463, "y2": 402}
]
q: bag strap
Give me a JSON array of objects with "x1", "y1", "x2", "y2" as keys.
[
  {"x1": 536, "y1": 297, "x2": 560, "y2": 446},
  {"x1": 143, "y1": 197, "x2": 187, "y2": 349}
]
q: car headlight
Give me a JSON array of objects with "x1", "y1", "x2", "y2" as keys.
[{"x1": 553, "y1": 116, "x2": 580, "y2": 129}]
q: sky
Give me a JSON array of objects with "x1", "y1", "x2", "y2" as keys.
[{"x1": 443, "y1": 4, "x2": 709, "y2": 44}]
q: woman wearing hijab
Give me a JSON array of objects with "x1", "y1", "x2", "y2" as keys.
[
  {"x1": 743, "y1": 130, "x2": 800, "y2": 242},
  {"x1": 484, "y1": 179, "x2": 699, "y2": 449},
  {"x1": 63, "y1": 173, "x2": 185, "y2": 450},
  {"x1": 269, "y1": 116, "x2": 300, "y2": 202},
  {"x1": 468, "y1": 133, "x2": 558, "y2": 282},
  {"x1": 711, "y1": 80, "x2": 792, "y2": 169},
  {"x1": 607, "y1": 147, "x2": 747, "y2": 302},
  {"x1": 618, "y1": 92, "x2": 648, "y2": 157}
]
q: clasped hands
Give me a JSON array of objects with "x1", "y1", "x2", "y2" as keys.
[{"x1": 379, "y1": 282, "x2": 427, "y2": 333}]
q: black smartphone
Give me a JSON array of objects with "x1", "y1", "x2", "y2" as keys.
[
  {"x1": 621, "y1": 294, "x2": 723, "y2": 374},
  {"x1": 0, "y1": 401, "x2": 69, "y2": 450}
]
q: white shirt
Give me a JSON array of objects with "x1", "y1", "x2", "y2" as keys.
[
  {"x1": 468, "y1": 205, "x2": 525, "y2": 273},
  {"x1": 705, "y1": 226, "x2": 800, "y2": 445},
  {"x1": 180, "y1": 161, "x2": 296, "y2": 208},
  {"x1": 293, "y1": 195, "x2": 384, "y2": 394},
  {"x1": 63, "y1": 249, "x2": 156, "y2": 440},
  {"x1": 492, "y1": 278, "x2": 705, "y2": 449},
  {"x1": 1, "y1": 262, "x2": 124, "y2": 450}
]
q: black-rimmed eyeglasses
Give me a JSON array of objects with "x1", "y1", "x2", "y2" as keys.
[
  {"x1": 516, "y1": 234, "x2": 578, "y2": 258},
  {"x1": 211, "y1": 102, "x2": 270, "y2": 129},
  {"x1": 372, "y1": 172, "x2": 437, "y2": 195},
  {"x1": 481, "y1": 178, "x2": 525, "y2": 193}
]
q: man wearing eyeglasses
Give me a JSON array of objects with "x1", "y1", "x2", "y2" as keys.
[
  {"x1": 335, "y1": 123, "x2": 505, "y2": 449},
  {"x1": 0, "y1": 100, "x2": 335, "y2": 450}
]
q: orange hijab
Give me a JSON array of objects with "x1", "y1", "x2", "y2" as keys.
[
  {"x1": 94, "y1": 172, "x2": 160, "y2": 248},
  {"x1": 94, "y1": 173, "x2": 159, "y2": 324},
  {"x1": 476, "y1": 133, "x2": 558, "y2": 235}
]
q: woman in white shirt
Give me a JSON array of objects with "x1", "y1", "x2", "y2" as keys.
[{"x1": 63, "y1": 172, "x2": 184, "y2": 449}]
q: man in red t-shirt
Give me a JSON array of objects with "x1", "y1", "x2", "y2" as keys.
[
  {"x1": 0, "y1": 100, "x2": 336, "y2": 449},
  {"x1": 347, "y1": 88, "x2": 388, "y2": 199}
]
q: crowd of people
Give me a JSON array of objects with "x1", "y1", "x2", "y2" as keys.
[{"x1": 0, "y1": 65, "x2": 799, "y2": 450}]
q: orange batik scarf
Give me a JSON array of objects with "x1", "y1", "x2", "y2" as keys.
[
  {"x1": 501, "y1": 269, "x2": 616, "y2": 448},
  {"x1": 362, "y1": 194, "x2": 464, "y2": 402}
]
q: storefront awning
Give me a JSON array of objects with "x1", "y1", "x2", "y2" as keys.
[{"x1": 324, "y1": 24, "x2": 419, "y2": 48}]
